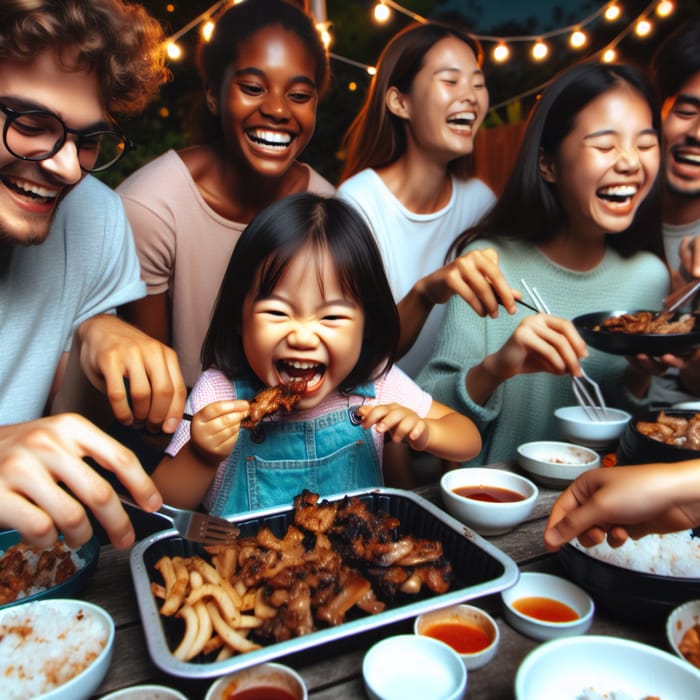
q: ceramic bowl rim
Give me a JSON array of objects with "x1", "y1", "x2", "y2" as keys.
[
  {"x1": 204, "y1": 661, "x2": 308, "y2": 700},
  {"x1": 516, "y1": 441, "x2": 600, "y2": 467},
  {"x1": 413, "y1": 603, "x2": 500, "y2": 667},
  {"x1": 1, "y1": 598, "x2": 116, "y2": 700},
  {"x1": 666, "y1": 598, "x2": 700, "y2": 664},
  {"x1": 501, "y1": 572, "x2": 595, "y2": 631},
  {"x1": 362, "y1": 633, "x2": 467, "y2": 700},
  {"x1": 440, "y1": 467, "x2": 539, "y2": 506},
  {"x1": 554, "y1": 405, "x2": 632, "y2": 425}
]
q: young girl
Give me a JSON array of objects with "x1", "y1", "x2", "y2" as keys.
[
  {"x1": 118, "y1": 0, "x2": 334, "y2": 388},
  {"x1": 153, "y1": 194, "x2": 480, "y2": 515},
  {"x1": 338, "y1": 22, "x2": 518, "y2": 379},
  {"x1": 418, "y1": 61, "x2": 670, "y2": 466}
]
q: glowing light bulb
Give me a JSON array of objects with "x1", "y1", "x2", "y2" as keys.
[
  {"x1": 656, "y1": 1, "x2": 673, "y2": 17},
  {"x1": 367, "y1": 66, "x2": 377, "y2": 76},
  {"x1": 317, "y1": 22, "x2": 332, "y2": 49},
  {"x1": 602, "y1": 48, "x2": 617, "y2": 63},
  {"x1": 635, "y1": 19, "x2": 652, "y2": 37},
  {"x1": 374, "y1": 3, "x2": 391, "y2": 23},
  {"x1": 531, "y1": 40, "x2": 548, "y2": 61},
  {"x1": 604, "y1": 3, "x2": 621, "y2": 21},
  {"x1": 201, "y1": 20, "x2": 215, "y2": 42},
  {"x1": 492, "y1": 42, "x2": 510, "y2": 63},
  {"x1": 159, "y1": 106, "x2": 170, "y2": 119},
  {"x1": 570, "y1": 30, "x2": 587, "y2": 49},
  {"x1": 166, "y1": 42, "x2": 182, "y2": 60},
  {"x1": 348, "y1": 81, "x2": 357, "y2": 92},
  {"x1": 166, "y1": 3, "x2": 174, "y2": 12}
]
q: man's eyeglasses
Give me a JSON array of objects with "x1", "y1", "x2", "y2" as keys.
[{"x1": 0, "y1": 102, "x2": 134, "y2": 173}]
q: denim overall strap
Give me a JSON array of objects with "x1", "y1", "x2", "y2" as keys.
[{"x1": 210, "y1": 378, "x2": 382, "y2": 516}]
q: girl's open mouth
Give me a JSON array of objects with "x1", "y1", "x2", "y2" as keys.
[{"x1": 276, "y1": 359, "x2": 325, "y2": 392}]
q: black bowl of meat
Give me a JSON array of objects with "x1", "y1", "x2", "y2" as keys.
[
  {"x1": 616, "y1": 409, "x2": 700, "y2": 465},
  {"x1": 573, "y1": 310, "x2": 700, "y2": 356}
]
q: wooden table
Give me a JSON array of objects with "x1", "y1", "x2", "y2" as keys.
[{"x1": 85, "y1": 464, "x2": 666, "y2": 699}]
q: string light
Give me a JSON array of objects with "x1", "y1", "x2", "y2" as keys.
[
  {"x1": 201, "y1": 20, "x2": 215, "y2": 42},
  {"x1": 373, "y1": 2, "x2": 391, "y2": 23},
  {"x1": 604, "y1": 3, "x2": 622, "y2": 21},
  {"x1": 635, "y1": 18, "x2": 653, "y2": 36},
  {"x1": 656, "y1": 0, "x2": 674, "y2": 16},
  {"x1": 569, "y1": 29, "x2": 587, "y2": 49},
  {"x1": 531, "y1": 39, "x2": 549, "y2": 61},
  {"x1": 161, "y1": 0, "x2": 679, "y2": 107},
  {"x1": 492, "y1": 42, "x2": 510, "y2": 63}
]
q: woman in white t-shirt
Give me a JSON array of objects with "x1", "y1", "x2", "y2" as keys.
[
  {"x1": 338, "y1": 22, "x2": 520, "y2": 379},
  {"x1": 337, "y1": 22, "x2": 520, "y2": 486}
]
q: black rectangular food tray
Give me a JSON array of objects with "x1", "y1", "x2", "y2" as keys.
[{"x1": 130, "y1": 487, "x2": 518, "y2": 678}]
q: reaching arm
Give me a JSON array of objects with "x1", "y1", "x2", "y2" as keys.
[
  {"x1": 152, "y1": 399, "x2": 248, "y2": 509},
  {"x1": 120, "y1": 292, "x2": 171, "y2": 346},
  {"x1": 0, "y1": 415, "x2": 162, "y2": 549},
  {"x1": 544, "y1": 460, "x2": 700, "y2": 551},
  {"x1": 397, "y1": 248, "x2": 518, "y2": 358},
  {"x1": 357, "y1": 399, "x2": 481, "y2": 463},
  {"x1": 75, "y1": 314, "x2": 186, "y2": 434}
]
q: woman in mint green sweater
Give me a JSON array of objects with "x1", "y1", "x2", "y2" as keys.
[{"x1": 417, "y1": 61, "x2": 670, "y2": 465}]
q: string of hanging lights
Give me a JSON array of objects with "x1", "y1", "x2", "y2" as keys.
[{"x1": 161, "y1": 0, "x2": 678, "y2": 107}]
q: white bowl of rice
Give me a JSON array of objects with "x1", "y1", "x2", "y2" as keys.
[
  {"x1": 559, "y1": 530, "x2": 700, "y2": 622},
  {"x1": 0, "y1": 598, "x2": 114, "y2": 700}
]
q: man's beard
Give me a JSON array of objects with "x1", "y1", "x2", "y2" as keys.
[{"x1": 666, "y1": 180, "x2": 700, "y2": 200}]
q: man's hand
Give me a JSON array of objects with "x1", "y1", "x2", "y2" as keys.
[
  {"x1": 77, "y1": 315, "x2": 186, "y2": 433},
  {"x1": 0, "y1": 415, "x2": 162, "y2": 549}
]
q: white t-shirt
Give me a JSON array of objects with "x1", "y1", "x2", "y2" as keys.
[{"x1": 338, "y1": 169, "x2": 495, "y2": 377}]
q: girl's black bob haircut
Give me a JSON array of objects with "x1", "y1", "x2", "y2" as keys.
[{"x1": 202, "y1": 193, "x2": 400, "y2": 392}]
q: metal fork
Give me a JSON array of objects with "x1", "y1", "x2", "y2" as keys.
[
  {"x1": 520, "y1": 279, "x2": 609, "y2": 422},
  {"x1": 119, "y1": 495, "x2": 239, "y2": 545}
]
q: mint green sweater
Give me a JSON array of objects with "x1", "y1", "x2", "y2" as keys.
[{"x1": 416, "y1": 238, "x2": 670, "y2": 465}]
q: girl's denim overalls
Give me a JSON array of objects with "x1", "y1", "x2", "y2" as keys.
[{"x1": 210, "y1": 374, "x2": 382, "y2": 515}]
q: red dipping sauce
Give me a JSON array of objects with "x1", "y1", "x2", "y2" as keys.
[
  {"x1": 453, "y1": 485, "x2": 525, "y2": 503},
  {"x1": 512, "y1": 596, "x2": 579, "y2": 623},
  {"x1": 224, "y1": 687, "x2": 297, "y2": 700},
  {"x1": 422, "y1": 621, "x2": 492, "y2": 653}
]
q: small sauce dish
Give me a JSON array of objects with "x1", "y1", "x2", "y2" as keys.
[
  {"x1": 414, "y1": 604, "x2": 499, "y2": 670},
  {"x1": 440, "y1": 467, "x2": 538, "y2": 536},
  {"x1": 501, "y1": 572, "x2": 594, "y2": 641},
  {"x1": 204, "y1": 662, "x2": 307, "y2": 700},
  {"x1": 363, "y1": 634, "x2": 467, "y2": 700},
  {"x1": 666, "y1": 599, "x2": 700, "y2": 670}
]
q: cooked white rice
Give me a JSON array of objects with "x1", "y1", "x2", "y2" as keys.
[
  {"x1": 0, "y1": 602, "x2": 108, "y2": 699},
  {"x1": 574, "y1": 530, "x2": 700, "y2": 578},
  {"x1": 578, "y1": 690, "x2": 636, "y2": 700}
]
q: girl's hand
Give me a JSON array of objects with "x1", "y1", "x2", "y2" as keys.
[
  {"x1": 356, "y1": 403, "x2": 430, "y2": 451},
  {"x1": 190, "y1": 400, "x2": 249, "y2": 465},
  {"x1": 415, "y1": 248, "x2": 520, "y2": 317},
  {"x1": 490, "y1": 313, "x2": 587, "y2": 381}
]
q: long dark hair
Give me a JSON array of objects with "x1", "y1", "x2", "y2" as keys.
[
  {"x1": 202, "y1": 194, "x2": 399, "y2": 392},
  {"x1": 193, "y1": 0, "x2": 329, "y2": 142},
  {"x1": 339, "y1": 21, "x2": 483, "y2": 183},
  {"x1": 448, "y1": 61, "x2": 663, "y2": 260}
]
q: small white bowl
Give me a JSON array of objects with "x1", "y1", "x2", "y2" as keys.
[
  {"x1": 0, "y1": 598, "x2": 114, "y2": 700},
  {"x1": 205, "y1": 663, "x2": 307, "y2": 700},
  {"x1": 501, "y1": 572, "x2": 594, "y2": 642},
  {"x1": 414, "y1": 603, "x2": 500, "y2": 670},
  {"x1": 100, "y1": 685, "x2": 189, "y2": 700},
  {"x1": 516, "y1": 441, "x2": 600, "y2": 489},
  {"x1": 554, "y1": 405, "x2": 631, "y2": 450},
  {"x1": 363, "y1": 634, "x2": 467, "y2": 700},
  {"x1": 666, "y1": 599, "x2": 700, "y2": 670},
  {"x1": 440, "y1": 467, "x2": 538, "y2": 536}
]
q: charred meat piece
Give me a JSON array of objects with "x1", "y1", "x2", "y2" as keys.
[{"x1": 241, "y1": 378, "x2": 307, "y2": 430}]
